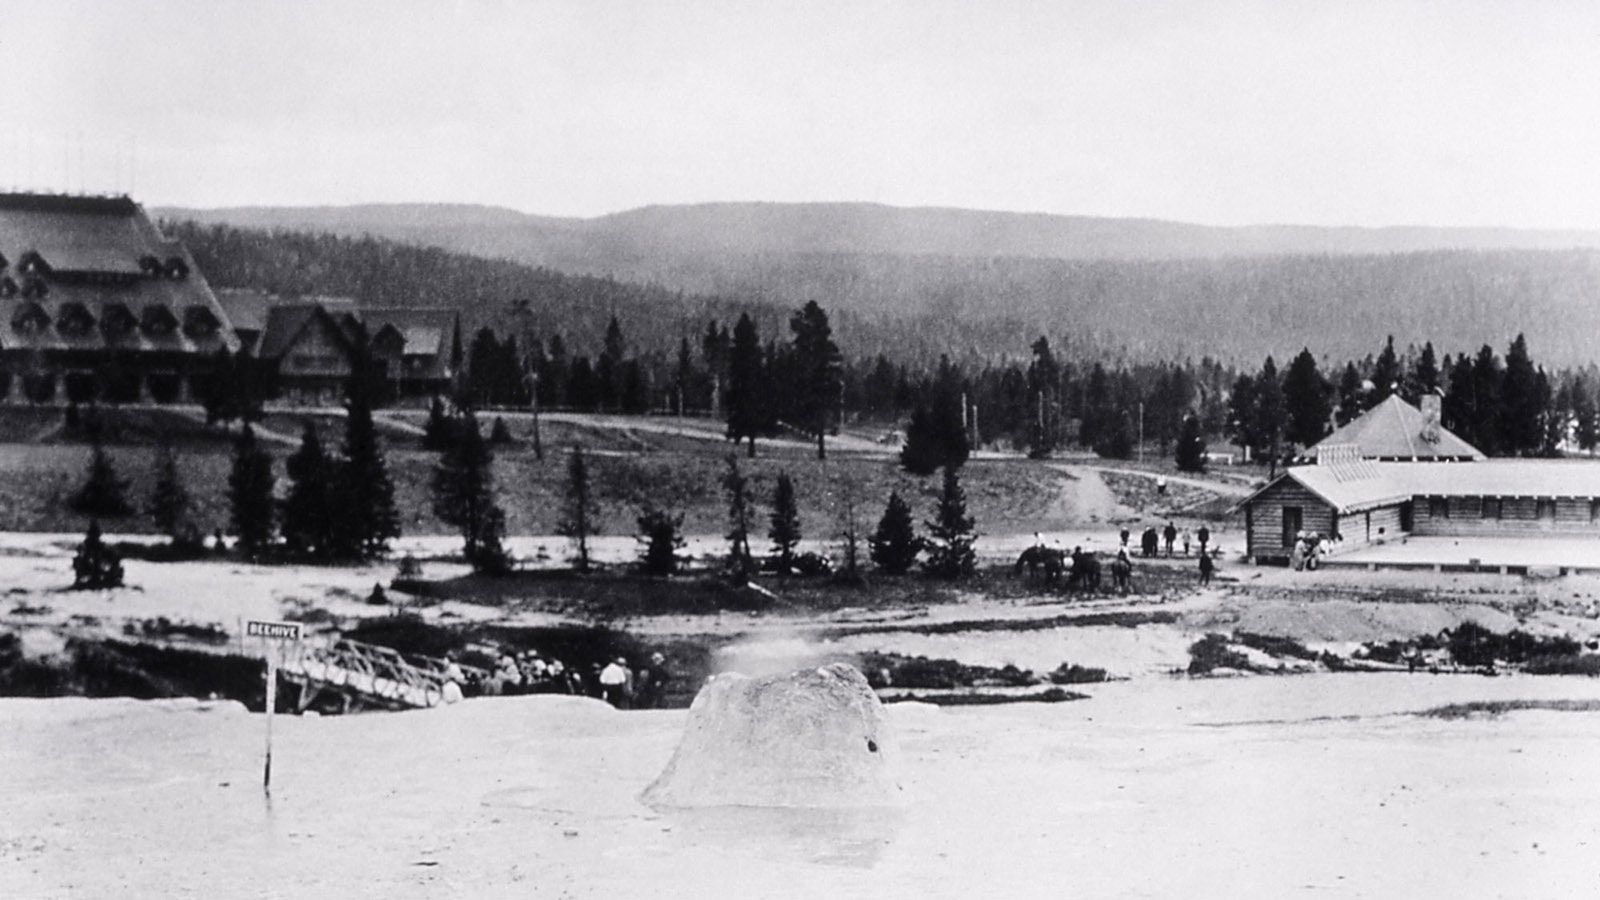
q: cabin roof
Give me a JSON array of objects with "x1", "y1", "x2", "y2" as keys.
[
  {"x1": 1309, "y1": 395, "x2": 1485, "y2": 461},
  {"x1": 1240, "y1": 459, "x2": 1600, "y2": 515}
]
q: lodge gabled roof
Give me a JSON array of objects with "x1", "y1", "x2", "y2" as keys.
[
  {"x1": 256, "y1": 304, "x2": 358, "y2": 362},
  {"x1": 1308, "y1": 394, "x2": 1484, "y2": 462},
  {"x1": 0, "y1": 193, "x2": 238, "y2": 355}
]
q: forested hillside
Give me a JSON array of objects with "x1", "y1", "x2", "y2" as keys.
[{"x1": 161, "y1": 204, "x2": 1600, "y2": 366}]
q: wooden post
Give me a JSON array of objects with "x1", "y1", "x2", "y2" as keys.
[{"x1": 263, "y1": 655, "x2": 277, "y2": 793}]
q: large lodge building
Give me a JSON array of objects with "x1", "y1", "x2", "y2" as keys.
[
  {"x1": 0, "y1": 193, "x2": 456, "y2": 406},
  {"x1": 1238, "y1": 394, "x2": 1600, "y2": 563}
]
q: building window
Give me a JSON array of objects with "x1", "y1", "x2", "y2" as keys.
[
  {"x1": 1538, "y1": 499, "x2": 1556, "y2": 521},
  {"x1": 1591, "y1": 499, "x2": 1600, "y2": 524},
  {"x1": 1429, "y1": 497, "x2": 1448, "y2": 519},
  {"x1": 1482, "y1": 497, "x2": 1501, "y2": 520}
]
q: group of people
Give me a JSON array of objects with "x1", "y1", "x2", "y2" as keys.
[
  {"x1": 1121, "y1": 522, "x2": 1211, "y2": 559},
  {"x1": 447, "y1": 649, "x2": 671, "y2": 709},
  {"x1": 1289, "y1": 531, "x2": 1328, "y2": 572},
  {"x1": 595, "y1": 652, "x2": 671, "y2": 709}
]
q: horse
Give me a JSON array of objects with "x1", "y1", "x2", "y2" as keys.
[
  {"x1": 1066, "y1": 550, "x2": 1102, "y2": 594},
  {"x1": 1110, "y1": 555, "x2": 1133, "y2": 594},
  {"x1": 1015, "y1": 546, "x2": 1066, "y2": 584}
]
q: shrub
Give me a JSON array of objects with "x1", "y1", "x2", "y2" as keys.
[
  {"x1": 1187, "y1": 634, "x2": 1252, "y2": 675},
  {"x1": 637, "y1": 506, "x2": 684, "y2": 576},
  {"x1": 1047, "y1": 662, "x2": 1109, "y2": 684}
]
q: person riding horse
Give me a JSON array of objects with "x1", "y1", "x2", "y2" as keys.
[
  {"x1": 1066, "y1": 547, "x2": 1102, "y2": 593},
  {"x1": 1110, "y1": 547, "x2": 1133, "y2": 594},
  {"x1": 1015, "y1": 544, "x2": 1066, "y2": 583}
]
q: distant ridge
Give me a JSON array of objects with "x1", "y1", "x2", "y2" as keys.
[
  {"x1": 158, "y1": 200, "x2": 1600, "y2": 263},
  {"x1": 156, "y1": 201, "x2": 1600, "y2": 367}
]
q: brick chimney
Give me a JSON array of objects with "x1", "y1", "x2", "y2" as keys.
[{"x1": 1420, "y1": 393, "x2": 1441, "y2": 444}]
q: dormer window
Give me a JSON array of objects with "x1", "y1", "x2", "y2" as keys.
[
  {"x1": 182, "y1": 305, "x2": 220, "y2": 337},
  {"x1": 0, "y1": 251, "x2": 9, "y2": 270},
  {"x1": 164, "y1": 257, "x2": 189, "y2": 280},
  {"x1": 56, "y1": 302, "x2": 95, "y2": 337},
  {"x1": 12, "y1": 301, "x2": 50, "y2": 335},
  {"x1": 101, "y1": 303, "x2": 139, "y2": 339},
  {"x1": 18, "y1": 251, "x2": 49, "y2": 276},
  {"x1": 139, "y1": 255, "x2": 164, "y2": 278},
  {"x1": 0, "y1": 276, "x2": 16, "y2": 299},
  {"x1": 19, "y1": 276, "x2": 48, "y2": 299},
  {"x1": 140, "y1": 304, "x2": 179, "y2": 336}
]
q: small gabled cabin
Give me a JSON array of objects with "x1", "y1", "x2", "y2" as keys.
[
  {"x1": 255, "y1": 305, "x2": 360, "y2": 405},
  {"x1": 1239, "y1": 457, "x2": 1412, "y2": 563}
]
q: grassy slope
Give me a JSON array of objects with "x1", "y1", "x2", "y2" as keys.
[{"x1": 0, "y1": 407, "x2": 1077, "y2": 537}]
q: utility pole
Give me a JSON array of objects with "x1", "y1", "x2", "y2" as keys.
[
  {"x1": 1138, "y1": 401, "x2": 1145, "y2": 464},
  {"x1": 522, "y1": 351, "x2": 543, "y2": 461}
]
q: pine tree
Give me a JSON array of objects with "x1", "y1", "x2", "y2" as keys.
[
  {"x1": 1080, "y1": 363, "x2": 1114, "y2": 449},
  {"x1": 599, "y1": 316, "x2": 627, "y2": 411},
  {"x1": 1026, "y1": 336, "x2": 1062, "y2": 457},
  {"x1": 790, "y1": 301, "x2": 843, "y2": 460},
  {"x1": 767, "y1": 471, "x2": 801, "y2": 574},
  {"x1": 1093, "y1": 410, "x2": 1135, "y2": 460},
  {"x1": 722, "y1": 455, "x2": 754, "y2": 576},
  {"x1": 1369, "y1": 336, "x2": 1401, "y2": 408},
  {"x1": 1470, "y1": 345, "x2": 1503, "y2": 456},
  {"x1": 702, "y1": 321, "x2": 729, "y2": 414},
  {"x1": 1411, "y1": 342, "x2": 1441, "y2": 400},
  {"x1": 836, "y1": 475, "x2": 865, "y2": 582},
  {"x1": 423, "y1": 396, "x2": 457, "y2": 451},
  {"x1": 1443, "y1": 352, "x2": 1476, "y2": 446},
  {"x1": 869, "y1": 491, "x2": 920, "y2": 575},
  {"x1": 1573, "y1": 373, "x2": 1599, "y2": 455},
  {"x1": 228, "y1": 424, "x2": 276, "y2": 559},
  {"x1": 726, "y1": 313, "x2": 767, "y2": 457},
  {"x1": 431, "y1": 412, "x2": 508, "y2": 572},
  {"x1": 339, "y1": 371, "x2": 401, "y2": 558},
  {"x1": 72, "y1": 519, "x2": 124, "y2": 589},
  {"x1": 557, "y1": 446, "x2": 597, "y2": 572},
  {"x1": 1225, "y1": 373, "x2": 1259, "y2": 455},
  {"x1": 1501, "y1": 333, "x2": 1542, "y2": 456},
  {"x1": 282, "y1": 422, "x2": 335, "y2": 558},
  {"x1": 71, "y1": 437, "x2": 133, "y2": 518},
  {"x1": 1252, "y1": 357, "x2": 1286, "y2": 475},
  {"x1": 923, "y1": 466, "x2": 977, "y2": 579},
  {"x1": 1335, "y1": 362, "x2": 1364, "y2": 426},
  {"x1": 900, "y1": 383, "x2": 969, "y2": 475},
  {"x1": 147, "y1": 442, "x2": 194, "y2": 546},
  {"x1": 489, "y1": 416, "x2": 513, "y2": 444},
  {"x1": 636, "y1": 506, "x2": 684, "y2": 576},
  {"x1": 1175, "y1": 414, "x2": 1208, "y2": 473},
  {"x1": 1282, "y1": 348, "x2": 1332, "y2": 451}
]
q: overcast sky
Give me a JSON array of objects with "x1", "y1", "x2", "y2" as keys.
[{"x1": 5, "y1": 0, "x2": 1600, "y2": 228}]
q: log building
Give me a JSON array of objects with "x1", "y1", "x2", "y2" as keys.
[{"x1": 1239, "y1": 395, "x2": 1600, "y2": 563}]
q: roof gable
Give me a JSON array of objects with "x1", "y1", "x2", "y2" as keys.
[
  {"x1": 1310, "y1": 395, "x2": 1484, "y2": 462},
  {"x1": 257, "y1": 305, "x2": 356, "y2": 361}
]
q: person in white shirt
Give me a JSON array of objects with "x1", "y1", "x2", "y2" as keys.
[{"x1": 598, "y1": 657, "x2": 631, "y2": 708}]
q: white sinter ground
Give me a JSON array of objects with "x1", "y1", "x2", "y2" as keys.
[
  {"x1": 7, "y1": 675, "x2": 1600, "y2": 898},
  {"x1": 8, "y1": 529, "x2": 1600, "y2": 897}
]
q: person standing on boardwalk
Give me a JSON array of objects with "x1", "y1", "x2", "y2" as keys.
[
  {"x1": 1199, "y1": 550, "x2": 1215, "y2": 586},
  {"x1": 1197, "y1": 525, "x2": 1211, "y2": 556},
  {"x1": 1163, "y1": 521, "x2": 1178, "y2": 557}
]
